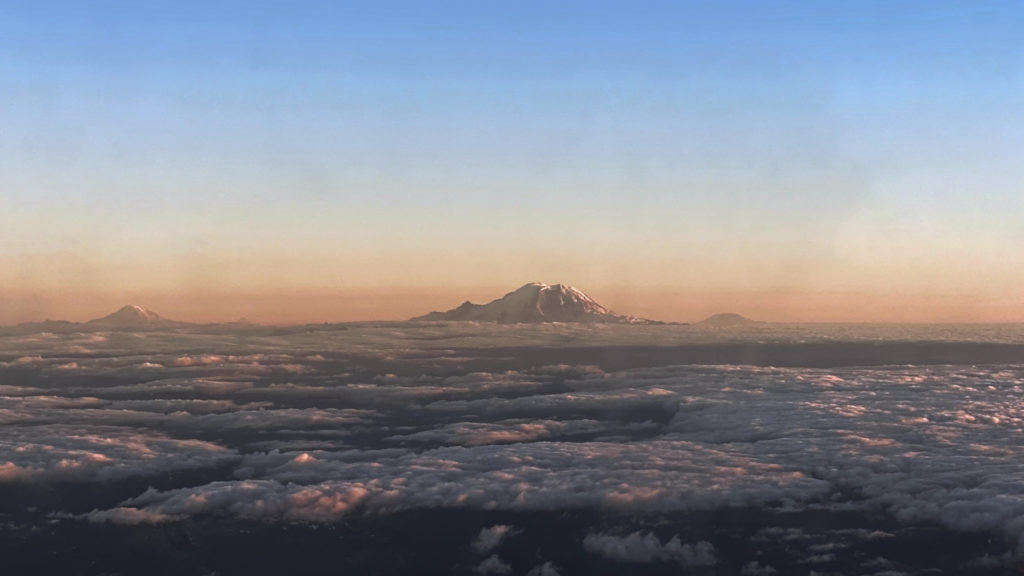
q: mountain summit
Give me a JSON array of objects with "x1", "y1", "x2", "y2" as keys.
[
  {"x1": 412, "y1": 283, "x2": 656, "y2": 324},
  {"x1": 87, "y1": 305, "x2": 172, "y2": 327}
]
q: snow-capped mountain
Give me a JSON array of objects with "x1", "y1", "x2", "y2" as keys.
[
  {"x1": 412, "y1": 283, "x2": 657, "y2": 324},
  {"x1": 87, "y1": 305, "x2": 174, "y2": 327}
]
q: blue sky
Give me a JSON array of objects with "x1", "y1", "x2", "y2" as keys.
[{"x1": 2, "y1": 1, "x2": 1023, "y2": 322}]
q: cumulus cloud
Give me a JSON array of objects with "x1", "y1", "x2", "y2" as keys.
[
  {"x1": 524, "y1": 562, "x2": 560, "y2": 576},
  {"x1": 83, "y1": 480, "x2": 371, "y2": 524},
  {"x1": 0, "y1": 385, "x2": 45, "y2": 396},
  {"x1": 87, "y1": 506, "x2": 183, "y2": 524},
  {"x1": 0, "y1": 393, "x2": 374, "y2": 433},
  {"x1": 423, "y1": 387, "x2": 678, "y2": 419},
  {"x1": 473, "y1": 554, "x2": 512, "y2": 575},
  {"x1": 107, "y1": 399, "x2": 274, "y2": 414},
  {"x1": 740, "y1": 561, "x2": 778, "y2": 575},
  {"x1": 83, "y1": 436, "x2": 827, "y2": 523},
  {"x1": 472, "y1": 524, "x2": 515, "y2": 554},
  {"x1": 0, "y1": 425, "x2": 237, "y2": 483},
  {"x1": 72, "y1": 378, "x2": 257, "y2": 398},
  {"x1": 582, "y1": 531, "x2": 717, "y2": 566},
  {"x1": 388, "y1": 419, "x2": 631, "y2": 447},
  {"x1": 799, "y1": 553, "x2": 838, "y2": 565}
]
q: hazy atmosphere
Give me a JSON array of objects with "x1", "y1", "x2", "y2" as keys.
[{"x1": 4, "y1": 1, "x2": 1024, "y2": 324}]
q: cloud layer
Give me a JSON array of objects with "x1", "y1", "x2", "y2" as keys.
[{"x1": 2, "y1": 322, "x2": 1024, "y2": 572}]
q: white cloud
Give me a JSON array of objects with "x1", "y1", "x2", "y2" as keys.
[
  {"x1": 0, "y1": 425, "x2": 237, "y2": 483},
  {"x1": 582, "y1": 531, "x2": 717, "y2": 566},
  {"x1": 524, "y1": 562, "x2": 560, "y2": 576},
  {"x1": 473, "y1": 554, "x2": 512, "y2": 575},
  {"x1": 423, "y1": 387, "x2": 678, "y2": 418},
  {"x1": 740, "y1": 561, "x2": 777, "y2": 575},
  {"x1": 84, "y1": 437, "x2": 827, "y2": 522},
  {"x1": 84, "y1": 480, "x2": 371, "y2": 523},
  {"x1": 388, "y1": 419, "x2": 635, "y2": 447},
  {"x1": 87, "y1": 506, "x2": 182, "y2": 524},
  {"x1": 472, "y1": 524, "x2": 515, "y2": 554}
]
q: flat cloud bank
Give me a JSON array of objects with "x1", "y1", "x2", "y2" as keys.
[
  {"x1": 2, "y1": 322, "x2": 1024, "y2": 574},
  {"x1": 446, "y1": 341, "x2": 1024, "y2": 370}
]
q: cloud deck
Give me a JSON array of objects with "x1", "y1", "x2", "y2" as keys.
[{"x1": 1, "y1": 322, "x2": 1023, "y2": 574}]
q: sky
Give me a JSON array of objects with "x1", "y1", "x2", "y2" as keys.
[{"x1": 2, "y1": 1, "x2": 1023, "y2": 324}]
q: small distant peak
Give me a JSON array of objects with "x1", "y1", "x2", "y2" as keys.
[{"x1": 696, "y1": 313, "x2": 759, "y2": 327}]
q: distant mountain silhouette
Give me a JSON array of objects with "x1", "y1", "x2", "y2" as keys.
[
  {"x1": 87, "y1": 305, "x2": 176, "y2": 327},
  {"x1": 695, "y1": 312, "x2": 759, "y2": 327},
  {"x1": 412, "y1": 283, "x2": 659, "y2": 324}
]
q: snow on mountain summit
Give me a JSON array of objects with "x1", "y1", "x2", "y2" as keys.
[
  {"x1": 87, "y1": 305, "x2": 171, "y2": 326},
  {"x1": 412, "y1": 283, "x2": 657, "y2": 324}
]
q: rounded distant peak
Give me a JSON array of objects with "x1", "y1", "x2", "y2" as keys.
[{"x1": 696, "y1": 312, "x2": 758, "y2": 327}]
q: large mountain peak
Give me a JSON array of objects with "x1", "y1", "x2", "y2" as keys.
[
  {"x1": 412, "y1": 283, "x2": 655, "y2": 324},
  {"x1": 87, "y1": 305, "x2": 170, "y2": 326}
]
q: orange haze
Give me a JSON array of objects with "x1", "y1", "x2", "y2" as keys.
[{"x1": 3, "y1": 287, "x2": 1023, "y2": 325}]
